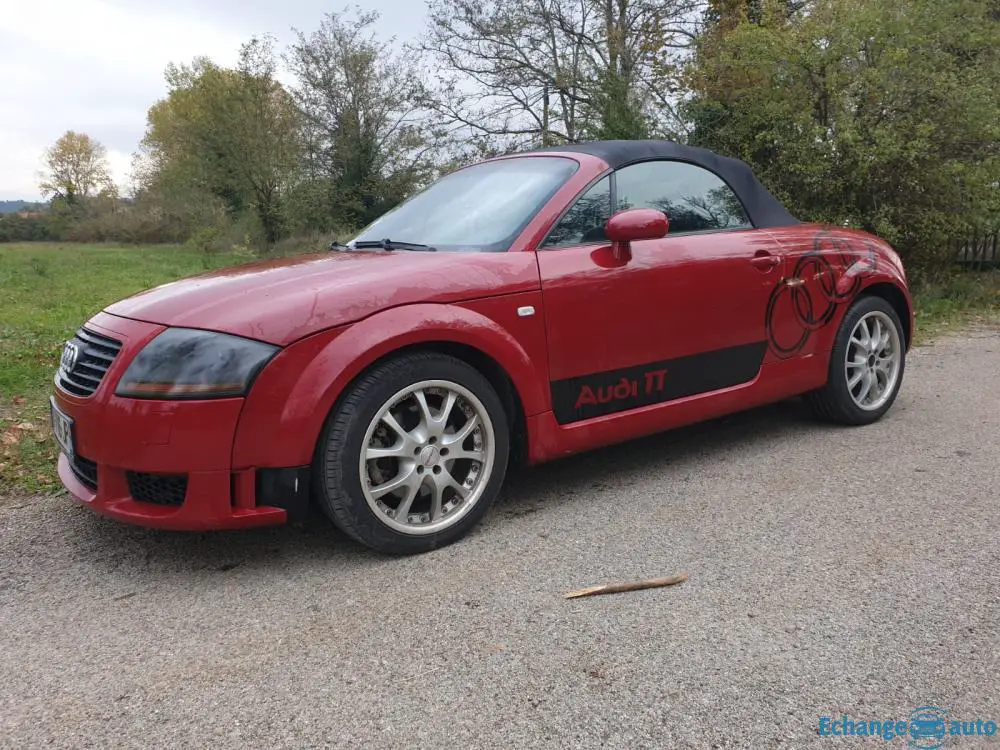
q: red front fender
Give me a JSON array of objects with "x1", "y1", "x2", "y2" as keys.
[{"x1": 231, "y1": 296, "x2": 550, "y2": 469}]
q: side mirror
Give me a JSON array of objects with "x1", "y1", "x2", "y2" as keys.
[{"x1": 605, "y1": 208, "x2": 669, "y2": 261}]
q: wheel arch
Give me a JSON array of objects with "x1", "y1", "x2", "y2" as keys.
[
  {"x1": 233, "y1": 302, "x2": 546, "y2": 471},
  {"x1": 858, "y1": 281, "x2": 913, "y2": 350},
  {"x1": 320, "y1": 339, "x2": 531, "y2": 469}
]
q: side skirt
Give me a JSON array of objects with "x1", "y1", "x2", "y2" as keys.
[{"x1": 529, "y1": 354, "x2": 827, "y2": 464}]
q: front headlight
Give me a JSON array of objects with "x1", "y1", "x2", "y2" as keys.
[{"x1": 115, "y1": 328, "x2": 279, "y2": 399}]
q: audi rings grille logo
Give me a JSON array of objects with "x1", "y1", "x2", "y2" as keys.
[
  {"x1": 60, "y1": 340, "x2": 80, "y2": 374},
  {"x1": 765, "y1": 231, "x2": 879, "y2": 359}
]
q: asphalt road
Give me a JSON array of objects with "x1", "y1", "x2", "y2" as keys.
[{"x1": 2, "y1": 328, "x2": 999, "y2": 749}]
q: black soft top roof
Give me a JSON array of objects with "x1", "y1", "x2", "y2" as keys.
[{"x1": 527, "y1": 139, "x2": 799, "y2": 229}]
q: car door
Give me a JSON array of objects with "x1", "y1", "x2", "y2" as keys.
[{"x1": 535, "y1": 158, "x2": 787, "y2": 425}]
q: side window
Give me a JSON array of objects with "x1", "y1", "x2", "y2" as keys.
[
  {"x1": 614, "y1": 160, "x2": 752, "y2": 234},
  {"x1": 540, "y1": 176, "x2": 612, "y2": 248}
]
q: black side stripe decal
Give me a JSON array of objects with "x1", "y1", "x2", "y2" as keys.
[{"x1": 550, "y1": 341, "x2": 768, "y2": 424}]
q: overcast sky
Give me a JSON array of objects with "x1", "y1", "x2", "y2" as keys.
[{"x1": 0, "y1": 0, "x2": 427, "y2": 201}]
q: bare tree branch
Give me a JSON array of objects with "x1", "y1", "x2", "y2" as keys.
[{"x1": 414, "y1": 0, "x2": 705, "y2": 146}]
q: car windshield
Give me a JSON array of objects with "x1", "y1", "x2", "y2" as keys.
[{"x1": 349, "y1": 156, "x2": 579, "y2": 252}]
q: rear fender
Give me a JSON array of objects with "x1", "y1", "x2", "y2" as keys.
[
  {"x1": 809, "y1": 254, "x2": 913, "y2": 354},
  {"x1": 232, "y1": 302, "x2": 548, "y2": 469}
]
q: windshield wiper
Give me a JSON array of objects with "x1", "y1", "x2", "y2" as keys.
[{"x1": 352, "y1": 239, "x2": 437, "y2": 252}]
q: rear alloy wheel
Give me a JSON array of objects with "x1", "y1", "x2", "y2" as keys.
[
  {"x1": 314, "y1": 352, "x2": 509, "y2": 555},
  {"x1": 807, "y1": 295, "x2": 906, "y2": 425}
]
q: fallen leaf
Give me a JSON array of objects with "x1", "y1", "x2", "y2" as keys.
[
  {"x1": 12, "y1": 396, "x2": 26, "y2": 406},
  {"x1": 2, "y1": 430, "x2": 19, "y2": 446},
  {"x1": 16, "y1": 422, "x2": 36, "y2": 431}
]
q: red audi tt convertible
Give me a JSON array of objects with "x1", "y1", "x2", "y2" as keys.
[{"x1": 51, "y1": 140, "x2": 912, "y2": 554}]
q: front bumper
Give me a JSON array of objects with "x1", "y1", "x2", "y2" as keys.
[
  {"x1": 52, "y1": 311, "x2": 306, "y2": 531},
  {"x1": 56, "y1": 454, "x2": 289, "y2": 530}
]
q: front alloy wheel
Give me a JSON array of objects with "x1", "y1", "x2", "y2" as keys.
[
  {"x1": 360, "y1": 380, "x2": 496, "y2": 536},
  {"x1": 314, "y1": 352, "x2": 510, "y2": 555}
]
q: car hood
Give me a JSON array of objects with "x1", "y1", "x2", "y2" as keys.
[{"x1": 103, "y1": 250, "x2": 539, "y2": 345}]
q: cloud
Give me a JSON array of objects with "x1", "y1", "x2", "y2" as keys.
[
  {"x1": 0, "y1": 0, "x2": 426, "y2": 200},
  {"x1": 0, "y1": 1, "x2": 248, "y2": 199}
]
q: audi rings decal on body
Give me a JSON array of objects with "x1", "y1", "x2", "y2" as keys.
[{"x1": 765, "y1": 231, "x2": 879, "y2": 359}]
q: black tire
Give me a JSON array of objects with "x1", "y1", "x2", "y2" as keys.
[
  {"x1": 806, "y1": 294, "x2": 906, "y2": 425},
  {"x1": 313, "y1": 351, "x2": 510, "y2": 555}
]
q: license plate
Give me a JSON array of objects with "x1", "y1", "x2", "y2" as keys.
[{"x1": 50, "y1": 397, "x2": 75, "y2": 460}]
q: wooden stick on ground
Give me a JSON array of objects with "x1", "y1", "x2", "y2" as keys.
[{"x1": 563, "y1": 572, "x2": 689, "y2": 599}]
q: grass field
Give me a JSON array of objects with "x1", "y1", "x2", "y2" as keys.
[{"x1": 1, "y1": 242, "x2": 998, "y2": 496}]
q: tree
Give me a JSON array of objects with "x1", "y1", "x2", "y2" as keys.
[
  {"x1": 684, "y1": 0, "x2": 1000, "y2": 275},
  {"x1": 416, "y1": 0, "x2": 702, "y2": 151},
  {"x1": 39, "y1": 131, "x2": 113, "y2": 206},
  {"x1": 284, "y1": 6, "x2": 439, "y2": 230},
  {"x1": 227, "y1": 35, "x2": 304, "y2": 244},
  {"x1": 138, "y1": 35, "x2": 303, "y2": 246}
]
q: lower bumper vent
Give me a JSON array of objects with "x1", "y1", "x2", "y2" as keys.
[
  {"x1": 70, "y1": 454, "x2": 99, "y2": 491},
  {"x1": 126, "y1": 471, "x2": 188, "y2": 507}
]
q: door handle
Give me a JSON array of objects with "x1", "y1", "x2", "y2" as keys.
[{"x1": 750, "y1": 251, "x2": 780, "y2": 271}]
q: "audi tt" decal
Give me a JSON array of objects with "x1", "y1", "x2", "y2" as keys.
[{"x1": 550, "y1": 341, "x2": 768, "y2": 424}]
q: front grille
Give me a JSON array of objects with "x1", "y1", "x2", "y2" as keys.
[
  {"x1": 70, "y1": 454, "x2": 98, "y2": 491},
  {"x1": 126, "y1": 471, "x2": 188, "y2": 507},
  {"x1": 55, "y1": 327, "x2": 123, "y2": 398}
]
